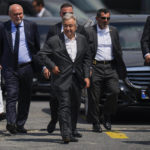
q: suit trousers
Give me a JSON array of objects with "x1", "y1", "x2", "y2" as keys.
[
  {"x1": 3, "y1": 64, "x2": 33, "y2": 126},
  {"x1": 87, "y1": 62, "x2": 120, "y2": 124},
  {"x1": 56, "y1": 75, "x2": 81, "y2": 138},
  {"x1": 49, "y1": 86, "x2": 58, "y2": 123}
]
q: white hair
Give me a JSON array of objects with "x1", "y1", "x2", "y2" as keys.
[{"x1": 62, "y1": 13, "x2": 78, "y2": 27}]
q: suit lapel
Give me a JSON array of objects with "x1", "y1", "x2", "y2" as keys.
[
  {"x1": 24, "y1": 20, "x2": 30, "y2": 44},
  {"x1": 109, "y1": 26, "x2": 115, "y2": 52},
  {"x1": 93, "y1": 25, "x2": 98, "y2": 53},
  {"x1": 59, "y1": 33, "x2": 72, "y2": 62},
  {"x1": 75, "y1": 33, "x2": 82, "y2": 61},
  {"x1": 5, "y1": 21, "x2": 13, "y2": 53},
  {"x1": 57, "y1": 22, "x2": 62, "y2": 34}
]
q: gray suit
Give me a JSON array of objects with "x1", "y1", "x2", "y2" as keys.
[
  {"x1": 39, "y1": 32, "x2": 91, "y2": 138},
  {"x1": 42, "y1": 8, "x2": 52, "y2": 17}
]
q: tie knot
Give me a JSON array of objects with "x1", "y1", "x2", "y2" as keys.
[{"x1": 15, "y1": 25, "x2": 20, "y2": 29}]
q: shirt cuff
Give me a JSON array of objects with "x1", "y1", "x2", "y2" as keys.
[{"x1": 42, "y1": 66, "x2": 47, "y2": 72}]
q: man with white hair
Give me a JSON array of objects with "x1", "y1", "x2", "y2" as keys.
[
  {"x1": 44, "y1": 3, "x2": 87, "y2": 136},
  {"x1": 0, "y1": 4, "x2": 40, "y2": 134},
  {"x1": 39, "y1": 13, "x2": 91, "y2": 143}
]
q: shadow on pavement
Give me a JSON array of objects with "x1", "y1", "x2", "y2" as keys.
[
  {"x1": 122, "y1": 141, "x2": 150, "y2": 145},
  {"x1": 6, "y1": 138, "x2": 62, "y2": 144}
]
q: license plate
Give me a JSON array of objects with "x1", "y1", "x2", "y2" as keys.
[{"x1": 141, "y1": 90, "x2": 149, "y2": 99}]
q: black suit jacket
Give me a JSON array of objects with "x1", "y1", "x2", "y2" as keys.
[
  {"x1": 39, "y1": 32, "x2": 91, "y2": 91},
  {"x1": 0, "y1": 19, "x2": 40, "y2": 71},
  {"x1": 141, "y1": 16, "x2": 150, "y2": 58},
  {"x1": 0, "y1": 22, "x2": 4, "y2": 58},
  {"x1": 86, "y1": 24, "x2": 127, "y2": 79}
]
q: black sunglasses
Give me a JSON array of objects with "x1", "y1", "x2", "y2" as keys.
[
  {"x1": 100, "y1": 17, "x2": 110, "y2": 20},
  {"x1": 63, "y1": 12, "x2": 73, "y2": 15}
]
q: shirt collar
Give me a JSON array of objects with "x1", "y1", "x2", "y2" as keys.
[
  {"x1": 61, "y1": 24, "x2": 63, "y2": 33},
  {"x1": 97, "y1": 24, "x2": 109, "y2": 33},
  {"x1": 64, "y1": 33, "x2": 77, "y2": 41},
  {"x1": 37, "y1": 8, "x2": 45, "y2": 17},
  {"x1": 11, "y1": 20, "x2": 24, "y2": 28}
]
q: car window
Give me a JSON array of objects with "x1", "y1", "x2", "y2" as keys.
[{"x1": 111, "y1": 22, "x2": 144, "y2": 51}]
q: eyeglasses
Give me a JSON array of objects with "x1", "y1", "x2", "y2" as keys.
[
  {"x1": 100, "y1": 17, "x2": 110, "y2": 20},
  {"x1": 63, "y1": 12, "x2": 73, "y2": 16}
]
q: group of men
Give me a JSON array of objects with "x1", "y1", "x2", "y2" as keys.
[{"x1": 0, "y1": 1, "x2": 149, "y2": 145}]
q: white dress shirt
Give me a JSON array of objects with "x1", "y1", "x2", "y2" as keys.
[
  {"x1": 64, "y1": 34, "x2": 77, "y2": 62},
  {"x1": 95, "y1": 25, "x2": 113, "y2": 61},
  {"x1": 37, "y1": 8, "x2": 45, "y2": 17}
]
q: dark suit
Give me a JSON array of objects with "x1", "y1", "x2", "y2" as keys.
[
  {"x1": 40, "y1": 32, "x2": 91, "y2": 138},
  {"x1": 45, "y1": 22, "x2": 88, "y2": 125},
  {"x1": 0, "y1": 19, "x2": 40, "y2": 127},
  {"x1": 0, "y1": 22, "x2": 3, "y2": 56},
  {"x1": 141, "y1": 16, "x2": 150, "y2": 61},
  {"x1": 42, "y1": 8, "x2": 52, "y2": 17},
  {"x1": 86, "y1": 25, "x2": 126, "y2": 124}
]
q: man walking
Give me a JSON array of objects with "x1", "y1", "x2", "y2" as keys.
[
  {"x1": 86, "y1": 8, "x2": 126, "y2": 132},
  {"x1": 39, "y1": 13, "x2": 91, "y2": 143},
  {"x1": 0, "y1": 4, "x2": 40, "y2": 134},
  {"x1": 44, "y1": 3, "x2": 87, "y2": 137}
]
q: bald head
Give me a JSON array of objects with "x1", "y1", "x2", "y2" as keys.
[{"x1": 9, "y1": 4, "x2": 24, "y2": 25}]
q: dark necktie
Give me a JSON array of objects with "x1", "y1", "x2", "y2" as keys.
[{"x1": 14, "y1": 25, "x2": 20, "y2": 68}]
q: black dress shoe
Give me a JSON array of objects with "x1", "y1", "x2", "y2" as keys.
[
  {"x1": 63, "y1": 137, "x2": 70, "y2": 144},
  {"x1": 102, "y1": 115, "x2": 111, "y2": 130},
  {"x1": 0, "y1": 112, "x2": 6, "y2": 121},
  {"x1": 72, "y1": 130, "x2": 82, "y2": 138},
  {"x1": 92, "y1": 124, "x2": 102, "y2": 133},
  {"x1": 47, "y1": 120, "x2": 56, "y2": 133},
  {"x1": 70, "y1": 136, "x2": 78, "y2": 142},
  {"x1": 6, "y1": 124, "x2": 17, "y2": 134},
  {"x1": 16, "y1": 126, "x2": 27, "y2": 133}
]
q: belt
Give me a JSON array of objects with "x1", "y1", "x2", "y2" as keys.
[
  {"x1": 18, "y1": 62, "x2": 32, "y2": 68},
  {"x1": 93, "y1": 59, "x2": 113, "y2": 65}
]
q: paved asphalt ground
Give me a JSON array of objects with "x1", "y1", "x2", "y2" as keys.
[{"x1": 0, "y1": 98, "x2": 150, "y2": 150}]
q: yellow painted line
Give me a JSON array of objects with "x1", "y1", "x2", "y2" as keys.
[{"x1": 105, "y1": 131, "x2": 128, "y2": 139}]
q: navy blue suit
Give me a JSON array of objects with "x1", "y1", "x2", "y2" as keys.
[{"x1": 0, "y1": 19, "x2": 40, "y2": 127}]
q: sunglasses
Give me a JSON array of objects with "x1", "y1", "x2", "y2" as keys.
[
  {"x1": 63, "y1": 12, "x2": 73, "y2": 15},
  {"x1": 100, "y1": 17, "x2": 110, "y2": 20}
]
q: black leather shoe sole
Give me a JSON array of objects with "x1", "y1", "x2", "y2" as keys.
[
  {"x1": 63, "y1": 137, "x2": 70, "y2": 144},
  {"x1": 70, "y1": 137, "x2": 78, "y2": 142},
  {"x1": 72, "y1": 132, "x2": 82, "y2": 138},
  {"x1": 16, "y1": 127, "x2": 27, "y2": 133}
]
